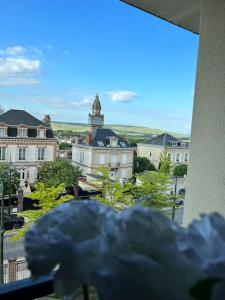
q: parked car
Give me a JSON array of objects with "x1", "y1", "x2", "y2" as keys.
[{"x1": 3, "y1": 214, "x2": 25, "y2": 230}]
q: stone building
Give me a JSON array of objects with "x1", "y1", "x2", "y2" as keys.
[
  {"x1": 137, "y1": 133, "x2": 189, "y2": 169},
  {"x1": 72, "y1": 94, "x2": 134, "y2": 181},
  {"x1": 0, "y1": 109, "x2": 57, "y2": 188}
]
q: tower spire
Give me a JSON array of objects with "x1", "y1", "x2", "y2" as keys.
[{"x1": 88, "y1": 93, "x2": 104, "y2": 131}]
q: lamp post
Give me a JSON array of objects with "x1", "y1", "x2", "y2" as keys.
[{"x1": 0, "y1": 181, "x2": 4, "y2": 284}]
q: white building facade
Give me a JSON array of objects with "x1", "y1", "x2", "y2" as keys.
[
  {"x1": 137, "y1": 133, "x2": 189, "y2": 169},
  {"x1": 72, "y1": 94, "x2": 134, "y2": 181},
  {"x1": 0, "y1": 110, "x2": 57, "y2": 188}
]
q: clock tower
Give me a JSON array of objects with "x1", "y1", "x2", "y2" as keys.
[{"x1": 88, "y1": 93, "x2": 104, "y2": 131}]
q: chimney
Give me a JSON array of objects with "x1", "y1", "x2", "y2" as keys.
[
  {"x1": 43, "y1": 115, "x2": 51, "y2": 127},
  {"x1": 85, "y1": 131, "x2": 92, "y2": 145}
]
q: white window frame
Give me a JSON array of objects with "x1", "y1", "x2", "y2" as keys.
[
  {"x1": 0, "y1": 147, "x2": 6, "y2": 160},
  {"x1": 172, "y1": 141, "x2": 177, "y2": 146},
  {"x1": 19, "y1": 148, "x2": 26, "y2": 161},
  {"x1": 184, "y1": 153, "x2": 188, "y2": 162},
  {"x1": 38, "y1": 148, "x2": 45, "y2": 161},
  {"x1": 176, "y1": 153, "x2": 180, "y2": 162},
  {"x1": 18, "y1": 128, "x2": 27, "y2": 138},
  {"x1": 38, "y1": 129, "x2": 46, "y2": 138},
  {"x1": 0, "y1": 127, "x2": 7, "y2": 137}
]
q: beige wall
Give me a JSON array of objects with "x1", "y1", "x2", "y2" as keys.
[
  {"x1": 137, "y1": 143, "x2": 189, "y2": 169},
  {"x1": 184, "y1": 0, "x2": 225, "y2": 225},
  {"x1": 72, "y1": 144, "x2": 134, "y2": 181},
  {"x1": 0, "y1": 138, "x2": 57, "y2": 186}
]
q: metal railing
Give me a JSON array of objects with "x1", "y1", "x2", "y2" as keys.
[{"x1": 0, "y1": 259, "x2": 30, "y2": 284}]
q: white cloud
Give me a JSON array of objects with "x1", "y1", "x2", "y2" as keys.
[
  {"x1": 0, "y1": 77, "x2": 40, "y2": 87},
  {"x1": 107, "y1": 90, "x2": 138, "y2": 103},
  {"x1": 0, "y1": 46, "x2": 26, "y2": 56},
  {"x1": 0, "y1": 45, "x2": 42, "y2": 87},
  {"x1": 0, "y1": 57, "x2": 41, "y2": 75},
  {"x1": 5, "y1": 46, "x2": 26, "y2": 56},
  {"x1": 69, "y1": 98, "x2": 92, "y2": 107}
]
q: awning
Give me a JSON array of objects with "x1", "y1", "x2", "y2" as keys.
[{"x1": 121, "y1": 0, "x2": 201, "y2": 34}]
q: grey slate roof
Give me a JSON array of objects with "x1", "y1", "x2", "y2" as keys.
[
  {"x1": 0, "y1": 109, "x2": 48, "y2": 127},
  {"x1": 141, "y1": 133, "x2": 189, "y2": 148},
  {"x1": 0, "y1": 109, "x2": 54, "y2": 139},
  {"x1": 82, "y1": 128, "x2": 129, "y2": 148}
]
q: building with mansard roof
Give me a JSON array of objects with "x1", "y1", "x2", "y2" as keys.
[
  {"x1": 137, "y1": 133, "x2": 190, "y2": 169},
  {"x1": 0, "y1": 109, "x2": 57, "y2": 188},
  {"x1": 72, "y1": 94, "x2": 134, "y2": 181}
]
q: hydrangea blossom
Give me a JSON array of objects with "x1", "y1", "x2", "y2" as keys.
[{"x1": 25, "y1": 200, "x2": 225, "y2": 299}]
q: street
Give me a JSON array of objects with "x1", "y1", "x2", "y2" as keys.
[{"x1": 4, "y1": 233, "x2": 25, "y2": 261}]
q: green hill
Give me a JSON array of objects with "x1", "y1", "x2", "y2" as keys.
[{"x1": 52, "y1": 121, "x2": 188, "y2": 138}]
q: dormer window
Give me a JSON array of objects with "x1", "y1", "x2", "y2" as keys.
[
  {"x1": 172, "y1": 141, "x2": 177, "y2": 147},
  {"x1": 18, "y1": 128, "x2": 27, "y2": 138},
  {"x1": 110, "y1": 137, "x2": 118, "y2": 147},
  {"x1": 37, "y1": 129, "x2": 46, "y2": 138},
  {"x1": 0, "y1": 127, "x2": 7, "y2": 137}
]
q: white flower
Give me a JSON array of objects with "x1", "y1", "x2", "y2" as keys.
[
  {"x1": 25, "y1": 201, "x2": 225, "y2": 299},
  {"x1": 25, "y1": 200, "x2": 114, "y2": 296}
]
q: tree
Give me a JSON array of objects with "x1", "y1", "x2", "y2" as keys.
[
  {"x1": 59, "y1": 142, "x2": 72, "y2": 150},
  {"x1": 133, "y1": 156, "x2": 156, "y2": 174},
  {"x1": 129, "y1": 171, "x2": 173, "y2": 209},
  {"x1": 94, "y1": 167, "x2": 134, "y2": 211},
  {"x1": 94, "y1": 167, "x2": 172, "y2": 211},
  {"x1": 12, "y1": 183, "x2": 73, "y2": 240},
  {"x1": 0, "y1": 163, "x2": 20, "y2": 195},
  {"x1": 38, "y1": 160, "x2": 81, "y2": 188},
  {"x1": 173, "y1": 164, "x2": 188, "y2": 177},
  {"x1": 159, "y1": 150, "x2": 171, "y2": 174}
]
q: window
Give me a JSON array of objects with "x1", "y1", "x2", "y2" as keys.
[
  {"x1": 0, "y1": 147, "x2": 6, "y2": 160},
  {"x1": 19, "y1": 148, "x2": 26, "y2": 160},
  {"x1": 172, "y1": 142, "x2": 177, "y2": 147},
  {"x1": 18, "y1": 128, "x2": 27, "y2": 137},
  {"x1": 38, "y1": 148, "x2": 45, "y2": 160},
  {"x1": 97, "y1": 141, "x2": 104, "y2": 147},
  {"x1": 168, "y1": 153, "x2": 171, "y2": 160},
  {"x1": 38, "y1": 130, "x2": 46, "y2": 138},
  {"x1": 19, "y1": 168, "x2": 26, "y2": 180},
  {"x1": 120, "y1": 142, "x2": 126, "y2": 148},
  {"x1": 0, "y1": 128, "x2": 7, "y2": 137},
  {"x1": 184, "y1": 153, "x2": 188, "y2": 162},
  {"x1": 149, "y1": 152, "x2": 152, "y2": 157},
  {"x1": 121, "y1": 154, "x2": 127, "y2": 164},
  {"x1": 99, "y1": 154, "x2": 105, "y2": 164},
  {"x1": 176, "y1": 153, "x2": 180, "y2": 162},
  {"x1": 80, "y1": 152, "x2": 84, "y2": 163}
]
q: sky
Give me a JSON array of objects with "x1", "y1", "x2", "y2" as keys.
[{"x1": 0, "y1": 0, "x2": 199, "y2": 134}]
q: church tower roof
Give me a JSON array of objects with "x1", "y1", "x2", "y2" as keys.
[{"x1": 92, "y1": 93, "x2": 101, "y2": 115}]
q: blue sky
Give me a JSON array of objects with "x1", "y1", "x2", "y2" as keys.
[{"x1": 0, "y1": 0, "x2": 199, "y2": 134}]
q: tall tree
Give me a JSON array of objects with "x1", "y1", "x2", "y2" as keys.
[
  {"x1": 0, "y1": 163, "x2": 20, "y2": 195},
  {"x1": 38, "y1": 160, "x2": 81, "y2": 188},
  {"x1": 133, "y1": 156, "x2": 156, "y2": 174},
  {"x1": 12, "y1": 183, "x2": 73, "y2": 240},
  {"x1": 173, "y1": 164, "x2": 188, "y2": 177},
  {"x1": 159, "y1": 150, "x2": 171, "y2": 174},
  {"x1": 94, "y1": 167, "x2": 172, "y2": 211}
]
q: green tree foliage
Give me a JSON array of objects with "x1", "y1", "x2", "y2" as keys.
[
  {"x1": 94, "y1": 167, "x2": 172, "y2": 211},
  {"x1": 59, "y1": 142, "x2": 72, "y2": 150},
  {"x1": 159, "y1": 150, "x2": 171, "y2": 174},
  {"x1": 38, "y1": 160, "x2": 81, "y2": 188},
  {"x1": 173, "y1": 164, "x2": 188, "y2": 177},
  {"x1": 12, "y1": 183, "x2": 73, "y2": 240},
  {"x1": 129, "y1": 171, "x2": 173, "y2": 209},
  {"x1": 94, "y1": 167, "x2": 134, "y2": 211},
  {"x1": 133, "y1": 156, "x2": 156, "y2": 174},
  {"x1": 0, "y1": 163, "x2": 20, "y2": 195}
]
